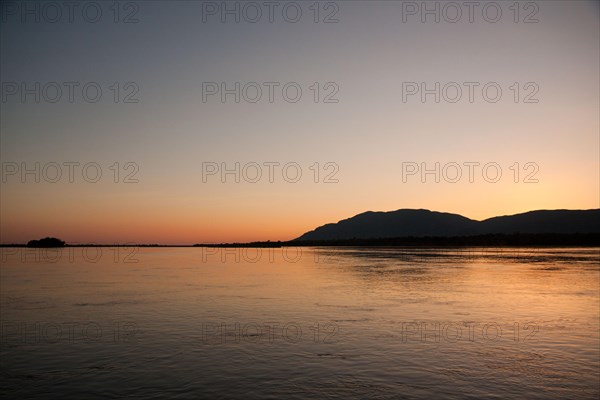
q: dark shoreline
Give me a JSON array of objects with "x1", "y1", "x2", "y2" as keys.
[
  {"x1": 2, "y1": 233, "x2": 599, "y2": 248},
  {"x1": 196, "y1": 233, "x2": 600, "y2": 247}
]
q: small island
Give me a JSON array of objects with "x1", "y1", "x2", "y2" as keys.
[{"x1": 27, "y1": 237, "x2": 66, "y2": 248}]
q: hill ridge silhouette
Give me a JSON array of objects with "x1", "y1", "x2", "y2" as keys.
[{"x1": 295, "y1": 209, "x2": 600, "y2": 241}]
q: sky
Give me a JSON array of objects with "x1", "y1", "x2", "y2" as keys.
[{"x1": 1, "y1": 0, "x2": 599, "y2": 244}]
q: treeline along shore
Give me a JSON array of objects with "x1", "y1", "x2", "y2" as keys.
[{"x1": 195, "y1": 233, "x2": 600, "y2": 248}]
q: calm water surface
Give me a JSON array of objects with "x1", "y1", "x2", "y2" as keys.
[{"x1": 1, "y1": 247, "x2": 599, "y2": 399}]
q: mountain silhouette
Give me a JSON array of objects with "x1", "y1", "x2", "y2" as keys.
[{"x1": 295, "y1": 209, "x2": 600, "y2": 241}]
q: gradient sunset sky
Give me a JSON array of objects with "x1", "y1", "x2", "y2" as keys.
[{"x1": 1, "y1": 0, "x2": 598, "y2": 244}]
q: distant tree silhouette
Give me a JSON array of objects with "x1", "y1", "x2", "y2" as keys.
[{"x1": 27, "y1": 237, "x2": 66, "y2": 247}]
